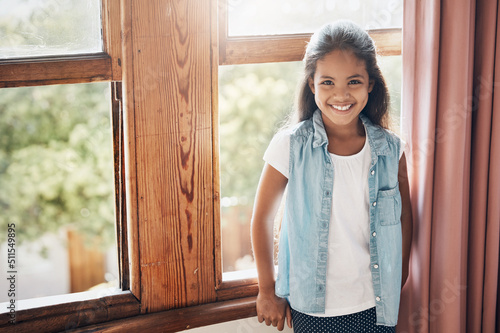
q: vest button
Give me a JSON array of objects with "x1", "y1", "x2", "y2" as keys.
[
  {"x1": 376, "y1": 296, "x2": 381, "y2": 302},
  {"x1": 374, "y1": 264, "x2": 379, "y2": 269},
  {"x1": 372, "y1": 232, "x2": 377, "y2": 237},
  {"x1": 372, "y1": 201, "x2": 377, "y2": 207},
  {"x1": 371, "y1": 170, "x2": 375, "y2": 175}
]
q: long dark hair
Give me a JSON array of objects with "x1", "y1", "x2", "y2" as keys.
[{"x1": 292, "y1": 20, "x2": 390, "y2": 128}]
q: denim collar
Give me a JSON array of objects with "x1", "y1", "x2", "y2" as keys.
[{"x1": 311, "y1": 109, "x2": 391, "y2": 157}]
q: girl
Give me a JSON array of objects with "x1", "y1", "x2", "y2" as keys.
[{"x1": 251, "y1": 21, "x2": 412, "y2": 332}]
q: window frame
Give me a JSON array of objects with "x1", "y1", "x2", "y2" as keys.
[
  {"x1": 0, "y1": 0, "x2": 122, "y2": 87},
  {"x1": 0, "y1": 1, "x2": 140, "y2": 331},
  {"x1": 214, "y1": 0, "x2": 402, "y2": 298}
]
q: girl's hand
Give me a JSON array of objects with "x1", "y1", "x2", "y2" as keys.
[{"x1": 256, "y1": 290, "x2": 292, "y2": 331}]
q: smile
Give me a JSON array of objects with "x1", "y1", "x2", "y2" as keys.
[{"x1": 331, "y1": 104, "x2": 353, "y2": 111}]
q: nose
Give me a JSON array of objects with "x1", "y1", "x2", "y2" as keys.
[{"x1": 333, "y1": 86, "x2": 350, "y2": 99}]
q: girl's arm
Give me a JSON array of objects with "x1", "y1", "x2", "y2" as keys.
[
  {"x1": 398, "y1": 153, "x2": 413, "y2": 288},
  {"x1": 251, "y1": 163, "x2": 290, "y2": 331}
]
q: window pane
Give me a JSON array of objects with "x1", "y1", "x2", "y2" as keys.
[
  {"x1": 219, "y1": 56, "x2": 402, "y2": 277},
  {"x1": 0, "y1": 0, "x2": 102, "y2": 59},
  {"x1": 378, "y1": 55, "x2": 402, "y2": 134},
  {"x1": 0, "y1": 83, "x2": 118, "y2": 302},
  {"x1": 227, "y1": 0, "x2": 403, "y2": 36},
  {"x1": 219, "y1": 62, "x2": 303, "y2": 274}
]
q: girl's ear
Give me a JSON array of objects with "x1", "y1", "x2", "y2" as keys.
[
  {"x1": 308, "y1": 77, "x2": 315, "y2": 94},
  {"x1": 368, "y1": 80, "x2": 375, "y2": 93}
]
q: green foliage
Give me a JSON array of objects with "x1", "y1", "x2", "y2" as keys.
[
  {"x1": 0, "y1": 83, "x2": 115, "y2": 247},
  {"x1": 219, "y1": 62, "x2": 303, "y2": 203}
]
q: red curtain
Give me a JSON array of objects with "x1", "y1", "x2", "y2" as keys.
[{"x1": 398, "y1": 0, "x2": 500, "y2": 332}]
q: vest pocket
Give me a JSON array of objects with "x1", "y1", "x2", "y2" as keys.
[{"x1": 377, "y1": 186, "x2": 401, "y2": 226}]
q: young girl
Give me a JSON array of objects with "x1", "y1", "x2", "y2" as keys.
[{"x1": 251, "y1": 21, "x2": 412, "y2": 332}]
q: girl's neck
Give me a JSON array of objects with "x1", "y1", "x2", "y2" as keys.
[
  {"x1": 324, "y1": 117, "x2": 366, "y2": 156},
  {"x1": 324, "y1": 117, "x2": 365, "y2": 141}
]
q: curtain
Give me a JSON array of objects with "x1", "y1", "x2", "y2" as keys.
[{"x1": 398, "y1": 0, "x2": 500, "y2": 332}]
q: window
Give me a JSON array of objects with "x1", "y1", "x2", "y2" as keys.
[
  {"x1": 0, "y1": 83, "x2": 118, "y2": 301},
  {"x1": 216, "y1": 0, "x2": 403, "y2": 289},
  {"x1": 218, "y1": 61, "x2": 302, "y2": 279},
  {"x1": 0, "y1": 1, "x2": 138, "y2": 331}
]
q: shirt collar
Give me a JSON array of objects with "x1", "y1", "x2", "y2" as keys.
[{"x1": 312, "y1": 109, "x2": 391, "y2": 156}]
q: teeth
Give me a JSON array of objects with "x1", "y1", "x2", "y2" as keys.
[{"x1": 331, "y1": 104, "x2": 352, "y2": 111}]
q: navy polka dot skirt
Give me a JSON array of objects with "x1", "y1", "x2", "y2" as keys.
[{"x1": 291, "y1": 307, "x2": 395, "y2": 333}]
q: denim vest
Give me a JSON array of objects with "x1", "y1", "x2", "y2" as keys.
[{"x1": 275, "y1": 110, "x2": 402, "y2": 326}]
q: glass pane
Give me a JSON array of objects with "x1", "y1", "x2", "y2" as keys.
[
  {"x1": 0, "y1": 82, "x2": 119, "y2": 302},
  {"x1": 219, "y1": 56, "x2": 402, "y2": 276},
  {"x1": 219, "y1": 62, "x2": 303, "y2": 274},
  {"x1": 0, "y1": 0, "x2": 102, "y2": 59},
  {"x1": 228, "y1": 0, "x2": 403, "y2": 36},
  {"x1": 379, "y1": 55, "x2": 402, "y2": 134}
]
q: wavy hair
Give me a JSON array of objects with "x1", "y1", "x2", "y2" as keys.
[{"x1": 291, "y1": 20, "x2": 390, "y2": 129}]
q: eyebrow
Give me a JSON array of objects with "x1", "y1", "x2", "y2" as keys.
[{"x1": 319, "y1": 74, "x2": 365, "y2": 80}]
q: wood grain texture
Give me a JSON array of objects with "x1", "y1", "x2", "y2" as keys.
[
  {"x1": 220, "y1": 29, "x2": 402, "y2": 65},
  {"x1": 102, "y1": 0, "x2": 123, "y2": 80},
  {"x1": 213, "y1": 0, "x2": 224, "y2": 290},
  {"x1": 216, "y1": 282, "x2": 259, "y2": 302},
  {"x1": 111, "y1": 82, "x2": 130, "y2": 291},
  {"x1": 0, "y1": 54, "x2": 112, "y2": 88},
  {"x1": 122, "y1": 0, "x2": 216, "y2": 313},
  {"x1": 0, "y1": 292, "x2": 140, "y2": 333},
  {"x1": 70, "y1": 297, "x2": 257, "y2": 333},
  {"x1": 120, "y1": 0, "x2": 141, "y2": 301}
]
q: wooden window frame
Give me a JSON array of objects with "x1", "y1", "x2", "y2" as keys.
[
  {"x1": 0, "y1": 1, "x2": 141, "y2": 332},
  {"x1": 213, "y1": 0, "x2": 402, "y2": 300}
]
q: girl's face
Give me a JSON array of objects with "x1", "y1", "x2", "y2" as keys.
[{"x1": 308, "y1": 49, "x2": 374, "y2": 131}]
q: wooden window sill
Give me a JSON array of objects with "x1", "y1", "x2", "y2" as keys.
[
  {"x1": 0, "y1": 290, "x2": 140, "y2": 332},
  {"x1": 71, "y1": 296, "x2": 258, "y2": 332}
]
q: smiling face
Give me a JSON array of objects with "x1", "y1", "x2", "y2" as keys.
[{"x1": 308, "y1": 49, "x2": 374, "y2": 132}]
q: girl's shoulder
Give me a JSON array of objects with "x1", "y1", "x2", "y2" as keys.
[
  {"x1": 282, "y1": 118, "x2": 315, "y2": 138},
  {"x1": 377, "y1": 127, "x2": 407, "y2": 159},
  {"x1": 380, "y1": 127, "x2": 402, "y2": 143}
]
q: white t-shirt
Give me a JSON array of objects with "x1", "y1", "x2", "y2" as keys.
[{"x1": 264, "y1": 130, "x2": 383, "y2": 316}]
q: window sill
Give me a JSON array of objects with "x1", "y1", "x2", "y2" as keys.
[
  {"x1": 0, "y1": 289, "x2": 140, "y2": 332},
  {"x1": 72, "y1": 296, "x2": 258, "y2": 332}
]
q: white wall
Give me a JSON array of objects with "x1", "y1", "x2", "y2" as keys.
[{"x1": 189, "y1": 316, "x2": 293, "y2": 333}]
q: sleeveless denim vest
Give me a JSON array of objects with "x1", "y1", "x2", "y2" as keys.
[{"x1": 275, "y1": 110, "x2": 402, "y2": 326}]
